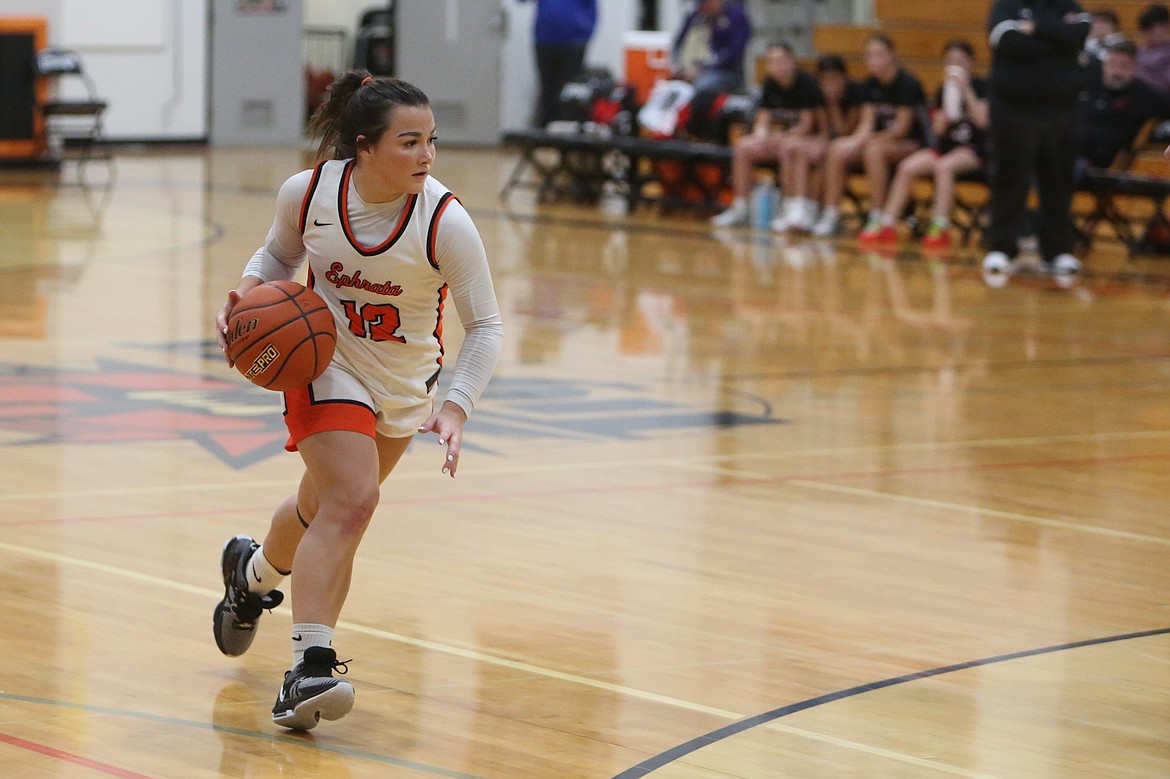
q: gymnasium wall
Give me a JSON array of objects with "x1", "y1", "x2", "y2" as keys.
[{"x1": 0, "y1": 0, "x2": 207, "y2": 141}]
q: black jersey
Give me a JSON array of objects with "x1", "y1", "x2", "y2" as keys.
[
  {"x1": 757, "y1": 69, "x2": 824, "y2": 130},
  {"x1": 932, "y1": 76, "x2": 989, "y2": 155},
  {"x1": 861, "y1": 69, "x2": 927, "y2": 137}
]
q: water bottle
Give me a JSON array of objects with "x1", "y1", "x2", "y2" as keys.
[
  {"x1": 942, "y1": 66, "x2": 964, "y2": 121},
  {"x1": 753, "y1": 182, "x2": 777, "y2": 230}
]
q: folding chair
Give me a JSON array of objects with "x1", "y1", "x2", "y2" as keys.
[{"x1": 35, "y1": 48, "x2": 109, "y2": 166}]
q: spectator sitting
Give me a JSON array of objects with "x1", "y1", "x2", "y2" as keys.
[
  {"x1": 1082, "y1": 8, "x2": 1125, "y2": 75},
  {"x1": 859, "y1": 39, "x2": 989, "y2": 249},
  {"x1": 1078, "y1": 39, "x2": 1170, "y2": 171},
  {"x1": 1137, "y1": 3, "x2": 1170, "y2": 93},
  {"x1": 710, "y1": 42, "x2": 824, "y2": 228},
  {"x1": 772, "y1": 54, "x2": 864, "y2": 233},
  {"x1": 812, "y1": 34, "x2": 927, "y2": 238},
  {"x1": 670, "y1": 0, "x2": 752, "y2": 95}
]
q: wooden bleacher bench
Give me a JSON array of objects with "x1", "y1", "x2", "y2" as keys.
[
  {"x1": 1079, "y1": 169, "x2": 1170, "y2": 252},
  {"x1": 500, "y1": 129, "x2": 733, "y2": 211},
  {"x1": 499, "y1": 128, "x2": 618, "y2": 205},
  {"x1": 614, "y1": 135, "x2": 732, "y2": 210}
]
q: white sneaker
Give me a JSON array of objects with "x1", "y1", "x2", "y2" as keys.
[
  {"x1": 981, "y1": 251, "x2": 1014, "y2": 288},
  {"x1": 711, "y1": 200, "x2": 749, "y2": 228},
  {"x1": 1051, "y1": 253, "x2": 1082, "y2": 288},
  {"x1": 770, "y1": 200, "x2": 800, "y2": 232},
  {"x1": 793, "y1": 201, "x2": 819, "y2": 233},
  {"x1": 811, "y1": 209, "x2": 840, "y2": 238}
]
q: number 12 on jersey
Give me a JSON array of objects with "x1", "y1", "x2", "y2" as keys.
[{"x1": 340, "y1": 300, "x2": 406, "y2": 343}]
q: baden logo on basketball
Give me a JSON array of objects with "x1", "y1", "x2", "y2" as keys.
[
  {"x1": 226, "y1": 316, "x2": 259, "y2": 349},
  {"x1": 243, "y1": 343, "x2": 281, "y2": 381}
]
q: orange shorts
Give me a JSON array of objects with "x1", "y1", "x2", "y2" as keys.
[{"x1": 281, "y1": 362, "x2": 432, "y2": 451}]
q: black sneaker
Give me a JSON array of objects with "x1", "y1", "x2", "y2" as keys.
[
  {"x1": 212, "y1": 535, "x2": 283, "y2": 657},
  {"x1": 272, "y1": 647, "x2": 355, "y2": 730}
]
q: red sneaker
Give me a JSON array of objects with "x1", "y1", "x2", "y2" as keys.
[
  {"x1": 858, "y1": 223, "x2": 898, "y2": 245},
  {"x1": 921, "y1": 225, "x2": 953, "y2": 251}
]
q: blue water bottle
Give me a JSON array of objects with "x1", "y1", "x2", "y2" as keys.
[{"x1": 753, "y1": 182, "x2": 776, "y2": 230}]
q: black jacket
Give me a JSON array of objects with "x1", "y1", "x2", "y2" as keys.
[
  {"x1": 987, "y1": 0, "x2": 1090, "y2": 112},
  {"x1": 1079, "y1": 78, "x2": 1170, "y2": 168}
]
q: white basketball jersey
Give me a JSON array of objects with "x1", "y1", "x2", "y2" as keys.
[{"x1": 298, "y1": 159, "x2": 457, "y2": 406}]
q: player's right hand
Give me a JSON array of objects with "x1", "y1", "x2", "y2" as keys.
[{"x1": 216, "y1": 289, "x2": 243, "y2": 364}]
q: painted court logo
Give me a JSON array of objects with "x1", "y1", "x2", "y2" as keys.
[
  {"x1": 0, "y1": 348, "x2": 783, "y2": 469},
  {"x1": 0, "y1": 358, "x2": 291, "y2": 468}
]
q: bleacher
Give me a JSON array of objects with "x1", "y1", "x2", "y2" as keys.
[{"x1": 502, "y1": 0, "x2": 1170, "y2": 253}]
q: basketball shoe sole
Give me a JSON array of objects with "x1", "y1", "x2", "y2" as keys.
[{"x1": 213, "y1": 535, "x2": 283, "y2": 657}]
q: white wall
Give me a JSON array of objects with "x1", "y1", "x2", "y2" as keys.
[
  {"x1": 303, "y1": 0, "x2": 380, "y2": 33},
  {"x1": 0, "y1": 0, "x2": 208, "y2": 141}
]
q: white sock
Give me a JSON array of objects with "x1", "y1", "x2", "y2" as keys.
[
  {"x1": 868, "y1": 208, "x2": 885, "y2": 224},
  {"x1": 245, "y1": 546, "x2": 286, "y2": 597},
  {"x1": 820, "y1": 206, "x2": 839, "y2": 222},
  {"x1": 292, "y1": 623, "x2": 334, "y2": 669}
]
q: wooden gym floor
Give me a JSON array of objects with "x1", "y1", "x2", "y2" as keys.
[{"x1": 0, "y1": 146, "x2": 1168, "y2": 778}]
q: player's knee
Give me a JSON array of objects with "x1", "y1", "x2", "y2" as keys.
[{"x1": 320, "y1": 487, "x2": 380, "y2": 535}]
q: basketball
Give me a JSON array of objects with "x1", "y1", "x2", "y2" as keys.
[{"x1": 225, "y1": 281, "x2": 337, "y2": 391}]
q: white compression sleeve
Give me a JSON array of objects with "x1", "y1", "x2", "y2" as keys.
[
  {"x1": 240, "y1": 170, "x2": 312, "y2": 281},
  {"x1": 431, "y1": 200, "x2": 504, "y2": 415},
  {"x1": 242, "y1": 246, "x2": 300, "y2": 282}
]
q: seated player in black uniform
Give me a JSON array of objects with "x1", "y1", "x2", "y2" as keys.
[{"x1": 859, "y1": 39, "x2": 990, "y2": 249}]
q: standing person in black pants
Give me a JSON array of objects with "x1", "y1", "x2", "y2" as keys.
[
  {"x1": 982, "y1": 0, "x2": 1091, "y2": 287},
  {"x1": 522, "y1": 0, "x2": 599, "y2": 128}
]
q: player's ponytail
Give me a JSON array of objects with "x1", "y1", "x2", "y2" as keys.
[{"x1": 308, "y1": 70, "x2": 431, "y2": 161}]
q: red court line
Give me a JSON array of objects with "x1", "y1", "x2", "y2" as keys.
[
  {"x1": 0, "y1": 505, "x2": 273, "y2": 528},
  {"x1": 4, "y1": 452, "x2": 1170, "y2": 528},
  {"x1": 0, "y1": 731, "x2": 154, "y2": 779}
]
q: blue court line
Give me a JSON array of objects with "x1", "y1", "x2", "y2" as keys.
[
  {"x1": 0, "y1": 692, "x2": 486, "y2": 779},
  {"x1": 612, "y1": 626, "x2": 1170, "y2": 778}
]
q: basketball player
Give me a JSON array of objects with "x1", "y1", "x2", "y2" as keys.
[
  {"x1": 770, "y1": 54, "x2": 864, "y2": 233},
  {"x1": 211, "y1": 72, "x2": 504, "y2": 730},
  {"x1": 810, "y1": 34, "x2": 926, "y2": 238},
  {"x1": 858, "y1": 39, "x2": 989, "y2": 249},
  {"x1": 710, "y1": 42, "x2": 823, "y2": 228}
]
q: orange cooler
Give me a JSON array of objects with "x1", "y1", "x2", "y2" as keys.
[{"x1": 623, "y1": 31, "x2": 672, "y2": 104}]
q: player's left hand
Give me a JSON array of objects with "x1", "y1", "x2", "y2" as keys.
[{"x1": 417, "y1": 401, "x2": 468, "y2": 477}]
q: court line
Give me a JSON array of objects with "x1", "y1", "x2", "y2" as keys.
[
  {"x1": 0, "y1": 539, "x2": 742, "y2": 725},
  {"x1": 0, "y1": 539, "x2": 1012, "y2": 776},
  {"x1": 2, "y1": 452, "x2": 1165, "y2": 761},
  {"x1": 786, "y1": 480, "x2": 1170, "y2": 548},
  {"x1": 0, "y1": 730, "x2": 155, "y2": 779},
  {"x1": 0, "y1": 694, "x2": 484, "y2": 779},
  {"x1": 3, "y1": 428, "x2": 1170, "y2": 502},
  {"x1": 610, "y1": 627, "x2": 1170, "y2": 778},
  {"x1": 664, "y1": 457, "x2": 1170, "y2": 548},
  {"x1": 3, "y1": 450, "x2": 1169, "y2": 548},
  {"x1": 662, "y1": 454, "x2": 1170, "y2": 548},
  {"x1": 707, "y1": 352, "x2": 1170, "y2": 382}
]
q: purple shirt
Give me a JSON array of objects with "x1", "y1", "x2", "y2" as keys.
[
  {"x1": 672, "y1": 1, "x2": 752, "y2": 74},
  {"x1": 1137, "y1": 43, "x2": 1170, "y2": 93}
]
